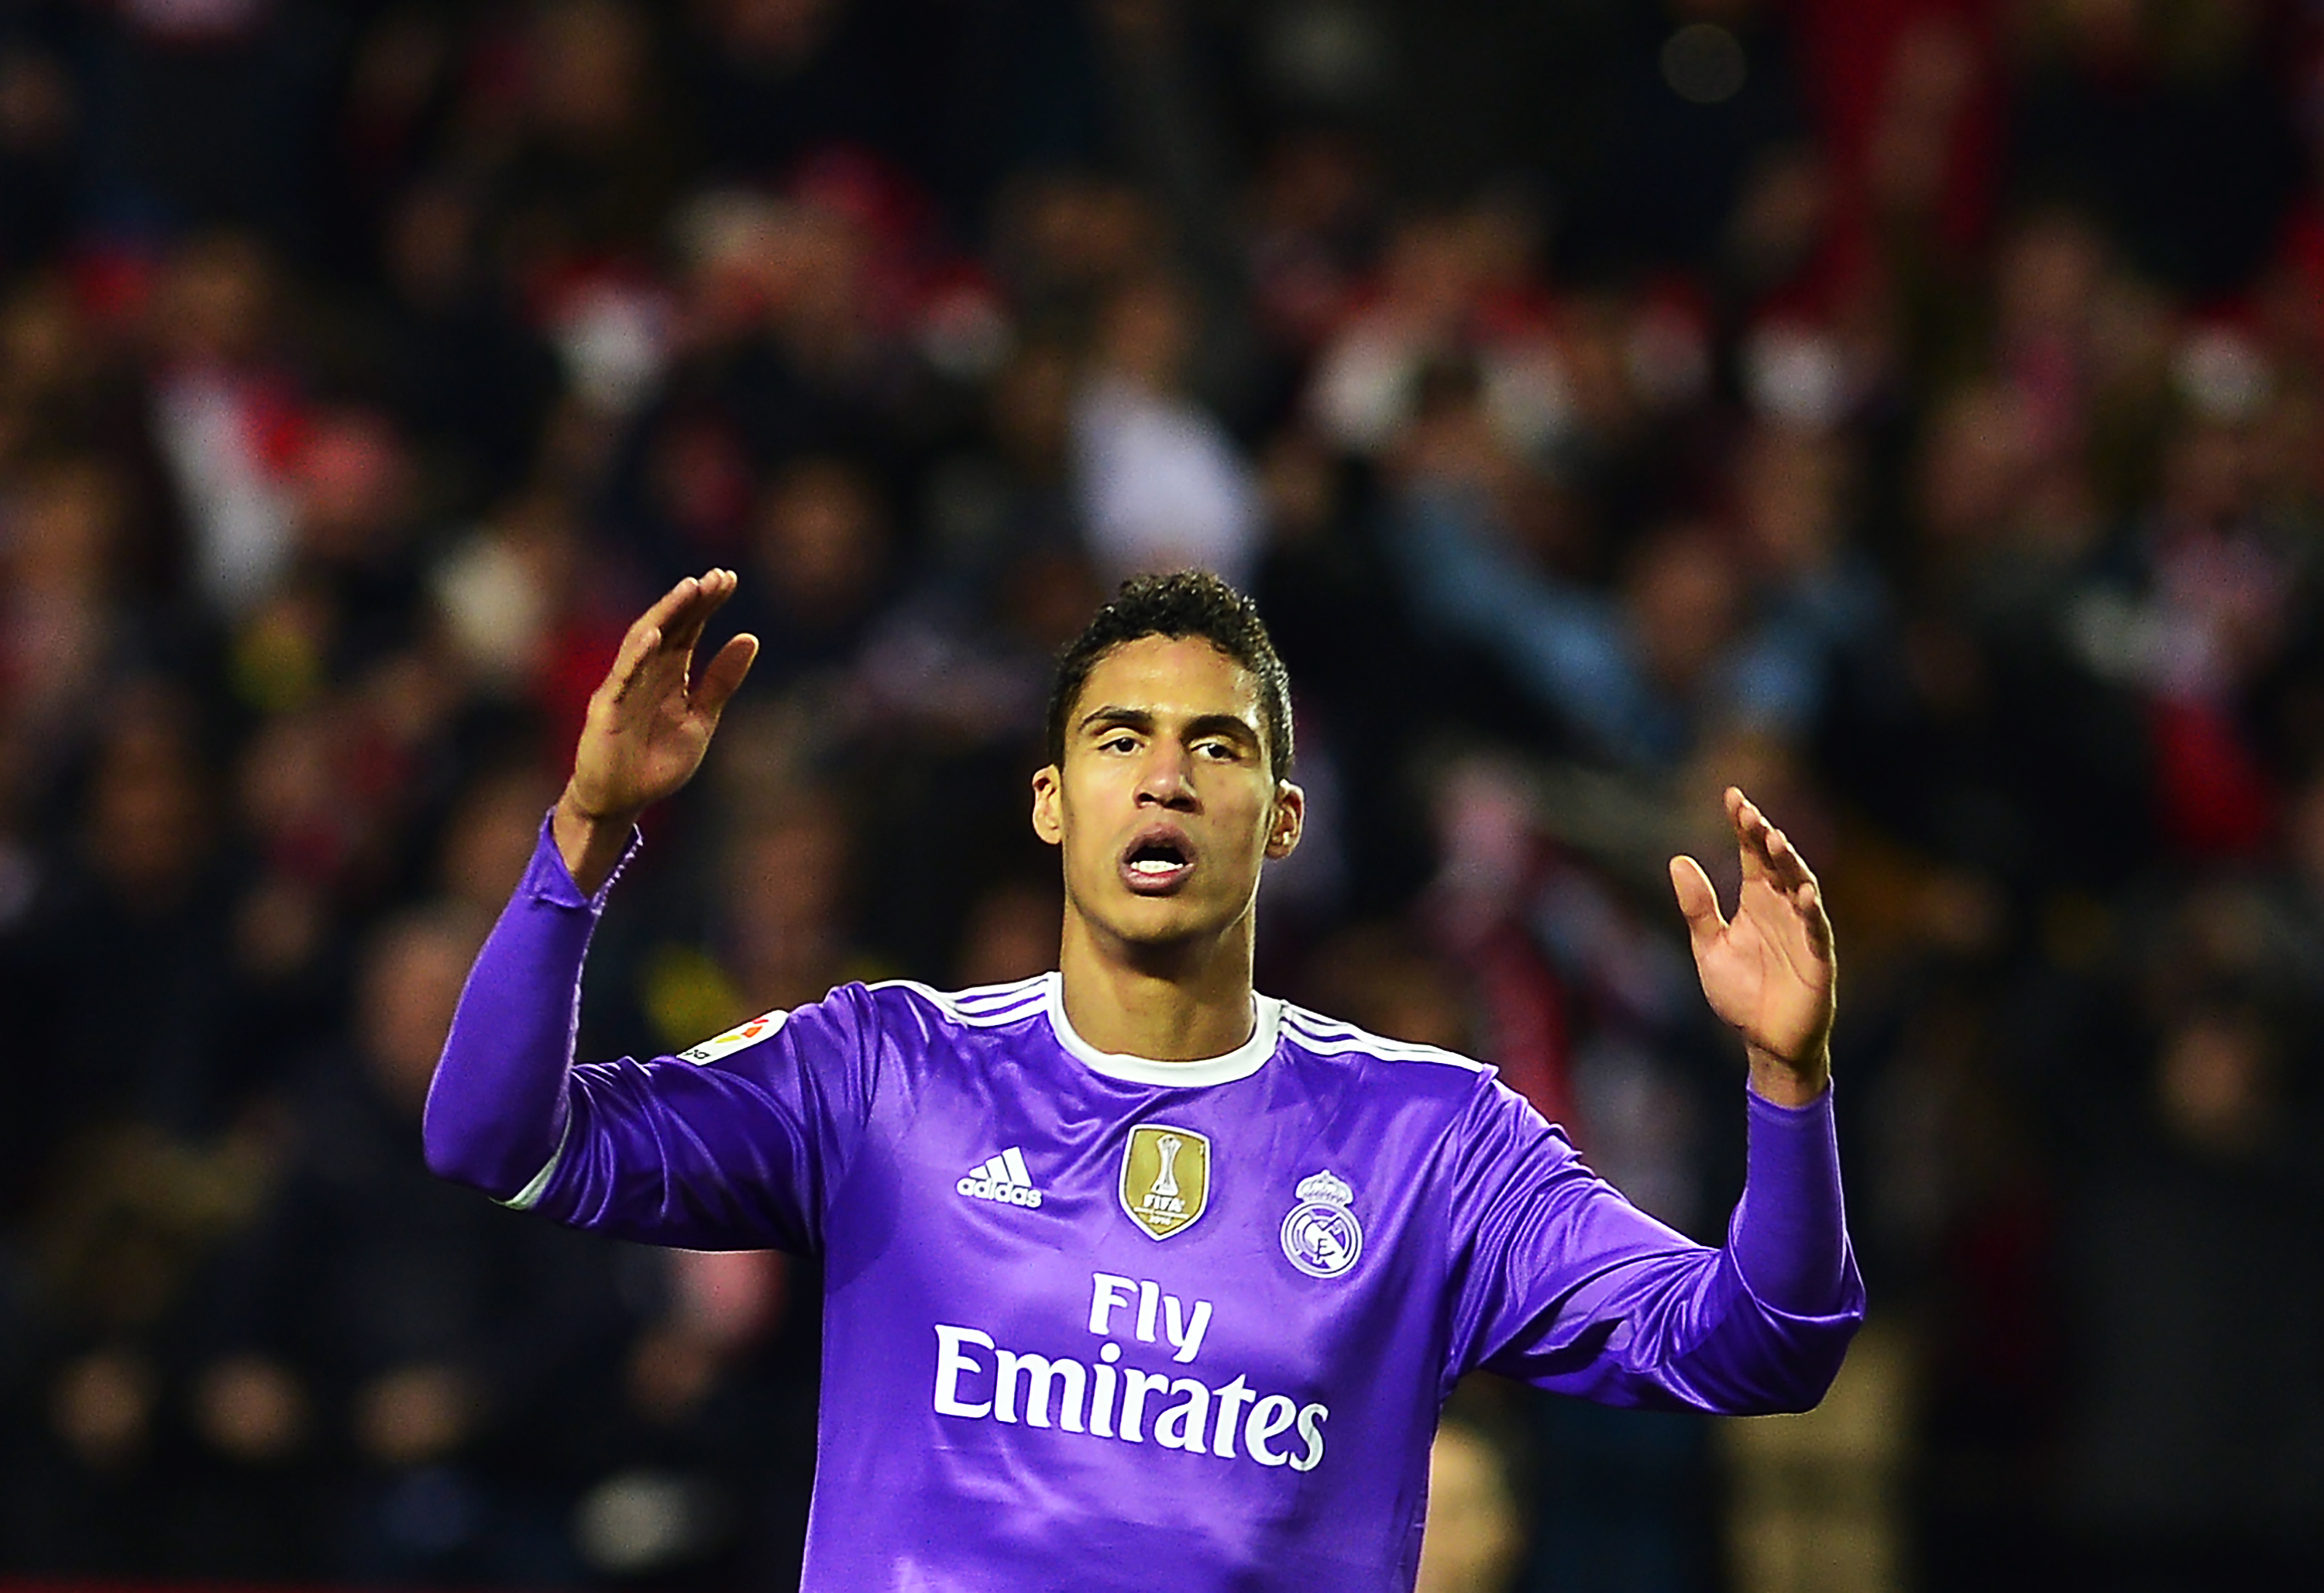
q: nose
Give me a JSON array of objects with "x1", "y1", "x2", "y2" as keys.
[{"x1": 1136, "y1": 742, "x2": 1197, "y2": 809}]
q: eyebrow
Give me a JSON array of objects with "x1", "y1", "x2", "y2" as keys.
[{"x1": 1076, "y1": 707, "x2": 1262, "y2": 748}]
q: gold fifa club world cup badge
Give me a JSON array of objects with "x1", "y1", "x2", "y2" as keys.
[{"x1": 1119, "y1": 1123, "x2": 1211, "y2": 1240}]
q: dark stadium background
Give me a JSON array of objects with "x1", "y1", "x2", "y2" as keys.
[{"x1": 1, "y1": 0, "x2": 2320, "y2": 1588}]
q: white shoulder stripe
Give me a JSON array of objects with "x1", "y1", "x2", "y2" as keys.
[
  {"x1": 1288, "y1": 1032, "x2": 1490, "y2": 1072},
  {"x1": 951, "y1": 975, "x2": 1054, "y2": 1010},
  {"x1": 1281, "y1": 1008, "x2": 1489, "y2": 1072},
  {"x1": 871, "y1": 975, "x2": 1054, "y2": 1030},
  {"x1": 1281, "y1": 1012, "x2": 1364, "y2": 1040}
]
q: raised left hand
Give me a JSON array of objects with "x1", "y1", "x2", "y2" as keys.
[{"x1": 1669, "y1": 788, "x2": 1836, "y2": 1106}]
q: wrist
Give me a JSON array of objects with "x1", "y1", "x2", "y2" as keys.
[
  {"x1": 1746, "y1": 1042, "x2": 1831, "y2": 1109},
  {"x1": 553, "y1": 786, "x2": 640, "y2": 896},
  {"x1": 558, "y1": 778, "x2": 641, "y2": 828}
]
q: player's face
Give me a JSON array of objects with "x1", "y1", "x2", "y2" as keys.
[{"x1": 1033, "y1": 635, "x2": 1302, "y2": 952}]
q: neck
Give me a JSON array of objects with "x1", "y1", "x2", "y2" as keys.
[{"x1": 1057, "y1": 906, "x2": 1257, "y2": 1062}]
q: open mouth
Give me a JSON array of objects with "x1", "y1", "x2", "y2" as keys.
[{"x1": 1120, "y1": 831, "x2": 1195, "y2": 894}]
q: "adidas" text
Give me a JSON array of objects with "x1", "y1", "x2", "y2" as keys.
[{"x1": 958, "y1": 1146, "x2": 1044, "y2": 1209}]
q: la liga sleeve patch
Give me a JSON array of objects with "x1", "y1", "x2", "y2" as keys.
[{"x1": 676, "y1": 1009, "x2": 789, "y2": 1065}]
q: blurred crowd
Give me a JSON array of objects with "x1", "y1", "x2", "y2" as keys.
[{"x1": 1, "y1": 0, "x2": 2322, "y2": 1589}]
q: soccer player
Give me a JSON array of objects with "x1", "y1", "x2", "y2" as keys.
[{"x1": 426, "y1": 566, "x2": 1863, "y2": 1591}]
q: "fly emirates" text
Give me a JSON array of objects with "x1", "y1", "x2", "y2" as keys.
[{"x1": 931, "y1": 1272, "x2": 1328, "y2": 1471}]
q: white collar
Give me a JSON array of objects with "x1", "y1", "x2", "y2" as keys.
[{"x1": 1043, "y1": 971, "x2": 1281, "y2": 1087}]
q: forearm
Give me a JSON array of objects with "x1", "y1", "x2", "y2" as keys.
[
  {"x1": 1727, "y1": 1085, "x2": 1849, "y2": 1315},
  {"x1": 423, "y1": 817, "x2": 635, "y2": 1199}
]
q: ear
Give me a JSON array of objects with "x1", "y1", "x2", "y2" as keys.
[
  {"x1": 1030, "y1": 764, "x2": 1064, "y2": 847},
  {"x1": 1264, "y1": 779, "x2": 1305, "y2": 860}
]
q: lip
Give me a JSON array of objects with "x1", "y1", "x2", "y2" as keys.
[{"x1": 1119, "y1": 822, "x2": 1198, "y2": 896}]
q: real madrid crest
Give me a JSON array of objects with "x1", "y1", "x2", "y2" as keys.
[
  {"x1": 1119, "y1": 1123, "x2": 1211, "y2": 1240},
  {"x1": 1280, "y1": 1170, "x2": 1363, "y2": 1278}
]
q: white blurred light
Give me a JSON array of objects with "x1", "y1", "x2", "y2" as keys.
[
  {"x1": 433, "y1": 533, "x2": 549, "y2": 689},
  {"x1": 554, "y1": 284, "x2": 672, "y2": 416},
  {"x1": 576, "y1": 1471, "x2": 715, "y2": 1575},
  {"x1": 1074, "y1": 376, "x2": 1263, "y2": 590},
  {"x1": 1741, "y1": 323, "x2": 1851, "y2": 430},
  {"x1": 2173, "y1": 326, "x2": 2271, "y2": 424}
]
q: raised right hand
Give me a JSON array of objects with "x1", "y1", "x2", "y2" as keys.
[{"x1": 555, "y1": 569, "x2": 758, "y2": 892}]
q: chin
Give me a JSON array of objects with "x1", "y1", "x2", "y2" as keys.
[
  {"x1": 1114, "y1": 903, "x2": 1213, "y2": 946},
  {"x1": 1085, "y1": 892, "x2": 1226, "y2": 950}
]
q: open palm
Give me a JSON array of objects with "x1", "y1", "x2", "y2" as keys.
[
  {"x1": 566, "y1": 569, "x2": 758, "y2": 826},
  {"x1": 1669, "y1": 789, "x2": 1836, "y2": 1104}
]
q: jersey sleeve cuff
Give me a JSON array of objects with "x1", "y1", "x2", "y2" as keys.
[
  {"x1": 1744, "y1": 1080, "x2": 1834, "y2": 1122},
  {"x1": 524, "y1": 810, "x2": 640, "y2": 911}
]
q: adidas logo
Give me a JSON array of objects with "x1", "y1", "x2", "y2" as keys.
[{"x1": 957, "y1": 1147, "x2": 1044, "y2": 1209}]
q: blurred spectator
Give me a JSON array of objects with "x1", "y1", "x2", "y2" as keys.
[
  {"x1": 2048, "y1": 1000, "x2": 2324, "y2": 1588},
  {"x1": 720, "y1": 794, "x2": 859, "y2": 1016},
  {"x1": 1071, "y1": 272, "x2": 1261, "y2": 588},
  {"x1": 1393, "y1": 456, "x2": 1820, "y2": 770},
  {"x1": 1, "y1": 457, "x2": 134, "y2": 772},
  {"x1": 81, "y1": 0, "x2": 333, "y2": 243},
  {"x1": 376, "y1": 180, "x2": 562, "y2": 507},
  {"x1": 954, "y1": 876, "x2": 1061, "y2": 989},
  {"x1": 0, "y1": 24, "x2": 76, "y2": 273},
  {"x1": 677, "y1": 0, "x2": 889, "y2": 190},
  {"x1": 2008, "y1": 0, "x2": 2305, "y2": 294},
  {"x1": 9, "y1": 683, "x2": 249, "y2": 1147},
  {"x1": 569, "y1": 1244, "x2": 810, "y2": 1588},
  {"x1": 1306, "y1": 205, "x2": 1567, "y2": 467},
  {"x1": 433, "y1": 762, "x2": 564, "y2": 917},
  {"x1": 1831, "y1": 375, "x2": 2156, "y2": 893},
  {"x1": 192, "y1": 907, "x2": 629, "y2": 1583},
  {"x1": 734, "y1": 453, "x2": 896, "y2": 692},
  {"x1": 144, "y1": 230, "x2": 299, "y2": 621}
]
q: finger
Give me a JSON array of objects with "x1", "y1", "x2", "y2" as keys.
[
  {"x1": 1771, "y1": 826, "x2": 1820, "y2": 893},
  {"x1": 1729, "y1": 788, "x2": 1819, "y2": 893},
  {"x1": 638, "y1": 573, "x2": 710, "y2": 645},
  {"x1": 690, "y1": 632, "x2": 758, "y2": 723},
  {"x1": 1669, "y1": 854, "x2": 1728, "y2": 957},
  {"x1": 1728, "y1": 787, "x2": 1776, "y2": 884},
  {"x1": 1794, "y1": 879, "x2": 1836, "y2": 962},
  {"x1": 602, "y1": 618, "x2": 664, "y2": 705},
  {"x1": 663, "y1": 568, "x2": 740, "y2": 658}
]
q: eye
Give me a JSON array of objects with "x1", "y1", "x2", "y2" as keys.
[
  {"x1": 1196, "y1": 738, "x2": 1242, "y2": 762},
  {"x1": 1099, "y1": 732, "x2": 1140, "y2": 754}
]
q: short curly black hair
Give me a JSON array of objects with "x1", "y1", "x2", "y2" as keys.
[{"x1": 1045, "y1": 571, "x2": 1294, "y2": 779}]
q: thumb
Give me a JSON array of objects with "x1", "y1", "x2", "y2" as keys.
[
  {"x1": 1669, "y1": 854, "x2": 1727, "y2": 957},
  {"x1": 691, "y1": 632, "x2": 759, "y2": 724}
]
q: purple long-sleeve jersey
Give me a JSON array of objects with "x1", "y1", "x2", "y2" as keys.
[{"x1": 428, "y1": 827, "x2": 1864, "y2": 1591}]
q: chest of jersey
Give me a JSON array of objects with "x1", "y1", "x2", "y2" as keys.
[{"x1": 818, "y1": 1017, "x2": 1456, "y2": 1485}]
